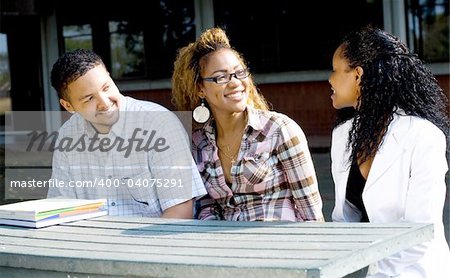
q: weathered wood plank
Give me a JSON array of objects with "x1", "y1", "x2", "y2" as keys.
[
  {"x1": 0, "y1": 218, "x2": 434, "y2": 278},
  {"x1": 90, "y1": 216, "x2": 422, "y2": 229},
  {"x1": 0, "y1": 228, "x2": 368, "y2": 250},
  {"x1": 319, "y1": 223, "x2": 433, "y2": 278},
  {"x1": 1, "y1": 236, "x2": 349, "y2": 260},
  {"x1": 28, "y1": 225, "x2": 393, "y2": 242},
  {"x1": 64, "y1": 217, "x2": 420, "y2": 235},
  {"x1": 0, "y1": 244, "x2": 322, "y2": 273}
]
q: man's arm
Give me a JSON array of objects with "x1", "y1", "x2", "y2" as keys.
[
  {"x1": 161, "y1": 199, "x2": 193, "y2": 219},
  {"x1": 48, "y1": 145, "x2": 76, "y2": 198}
]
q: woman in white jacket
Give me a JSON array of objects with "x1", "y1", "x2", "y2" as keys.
[{"x1": 329, "y1": 26, "x2": 450, "y2": 277}]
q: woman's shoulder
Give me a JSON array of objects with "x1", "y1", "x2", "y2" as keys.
[
  {"x1": 398, "y1": 115, "x2": 445, "y2": 138},
  {"x1": 192, "y1": 127, "x2": 210, "y2": 149},
  {"x1": 391, "y1": 115, "x2": 447, "y2": 156},
  {"x1": 332, "y1": 118, "x2": 353, "y2": 134},
  {"x1": 252, "y1": 108, "x2": 298, "y2": 128},
  {"x1": 248, "y1": 109, "x2": 309, "y2": 143}
]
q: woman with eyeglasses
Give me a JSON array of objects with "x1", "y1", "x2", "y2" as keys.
[{"x1": 171, "y1": 27, "x2": 324, "y2": 222}]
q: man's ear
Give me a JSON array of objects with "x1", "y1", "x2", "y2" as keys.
[
  {"x1": 355, "y1": 66, "x2": 364, "y2": 85},
  {"x1": 60, "y1": 99, "x2": 74, "y2": 113}
]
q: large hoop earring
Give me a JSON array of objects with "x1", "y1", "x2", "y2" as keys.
[{"x1": 192, "y1": 98, "x2": 211, "y2": 124}]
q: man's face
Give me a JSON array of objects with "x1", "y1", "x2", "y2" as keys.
[{"x1": 60, "y1": 65, "x2": 122, "y2": 133}]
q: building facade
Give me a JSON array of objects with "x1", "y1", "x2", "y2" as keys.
[{"x1": 0, "y1": 0, "x2": 448, "y2": 148}]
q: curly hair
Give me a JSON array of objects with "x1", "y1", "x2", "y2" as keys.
[
  {"x1": 336, "y1": 26, "x2": 450, "y2": 163},
  {"x1": 51, "y1": 49, "x2": 105, "y2": 100},
  {"x1": 171, "y1": 27, "x2": 269, "y2": 112}
]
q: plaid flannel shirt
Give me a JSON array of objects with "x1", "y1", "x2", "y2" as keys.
[{"x1": 193, "y1": 106, "x2": 324, "y2": 222}]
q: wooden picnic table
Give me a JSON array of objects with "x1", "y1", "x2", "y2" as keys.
[{"x1": 0, "y1": 216, "x2": 433, "y2": 278}]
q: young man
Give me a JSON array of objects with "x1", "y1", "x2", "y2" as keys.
[{"x1": 47, "y1": 49, "x2": 206, "y2": 218}]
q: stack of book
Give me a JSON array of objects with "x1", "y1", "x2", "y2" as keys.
[{"x1": 0, "y1": 198, "x2": 107, "y2": 228}]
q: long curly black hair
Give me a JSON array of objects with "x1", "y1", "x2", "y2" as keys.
[{"x1": 335, "y1": 26, "x2": 449, "y2": 164}]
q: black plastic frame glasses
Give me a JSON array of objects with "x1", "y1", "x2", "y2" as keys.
[{"x1": 202, "y1": 68, "x2": 250, "y2": 84}]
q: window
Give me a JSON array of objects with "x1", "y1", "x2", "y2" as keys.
[
  {"x1": 56, "y1": 0, "x2": 195, "y2": 80},
  {"x1": 109, "y1": 21, "x2": 145, "y2": 79},
  {"x1": 0, "y1": 33, "x2": 11, "y2": 115},
  {"x1": 55, "y1": 0, "x2": 447, "y2": 83},
  {"x1": 213, "y1": 0, "x2": 384, "y2": 73},
  {"x1": 63, "y1": 24, "x2": 93, "y2": 51},
  {"x1": 406, "y1": 0, "x2": 449, "y2": 63}
]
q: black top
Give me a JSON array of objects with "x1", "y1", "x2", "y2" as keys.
[{"x1": 346, "y1": 161, "x2": 369, "y2": 222}]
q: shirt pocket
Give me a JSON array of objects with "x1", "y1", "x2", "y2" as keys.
[
  {"x1": 241, "y1": 152, "x2": 274, "y2": 190},
  {"x1": 122, "y1": 171, "x2": 157, "y2": 206}
]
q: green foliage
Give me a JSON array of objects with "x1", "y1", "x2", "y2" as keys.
[
  {"x1": 64, "y1": 38, "x2": 93, "y2": 52},
  {"x1": 423, "y1": 14, "x2": 450, "y2": 63},
  {"x1": 0, "y1": 53, "x2": 11, "y2": 93}
]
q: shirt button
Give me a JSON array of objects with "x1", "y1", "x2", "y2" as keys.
[{"x1": 111, "y1": 202, "x2": 116, "y2": 206}]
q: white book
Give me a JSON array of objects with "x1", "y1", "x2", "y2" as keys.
[
  {"x1": 0, "y1": 209, "x2": 107, "y2": 228},
  {"x1": 0, "y1": 198, "x2": 107, "y2": 221}
]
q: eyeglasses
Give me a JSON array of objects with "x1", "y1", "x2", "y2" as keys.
[{"x1": 202, "y1": 68, "x2": 250, "y2": 84}]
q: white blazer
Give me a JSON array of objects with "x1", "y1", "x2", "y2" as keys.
[{"x1": 331, "y1": 111, "x2": 450, "y2": 277}]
